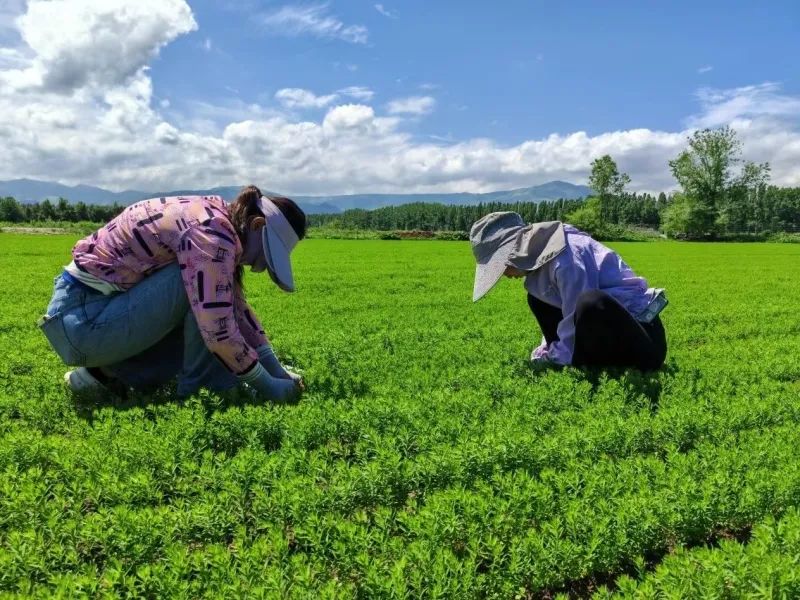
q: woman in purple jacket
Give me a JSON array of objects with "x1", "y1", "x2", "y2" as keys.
[{"x1": 470, "y1": 212, "x2": 667, "y2": 370}]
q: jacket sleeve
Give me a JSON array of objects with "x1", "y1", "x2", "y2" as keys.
[
  {"x1": 545, "y1": 257, "x2": 589, "y2": 366},
  {"x1": 175, "y1": 217, "x2": 259, "y2": 375},
  {"x1": 234, "y1": 287, "x2": 269, "y2": 350}
]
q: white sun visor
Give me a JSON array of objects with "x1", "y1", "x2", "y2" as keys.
[{"x1": 257, "y1": 196, "x2": 300, "y2": 292}]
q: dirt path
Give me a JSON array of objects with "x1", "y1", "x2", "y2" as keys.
[{"x1": 0, "y1": 226, "x2": 73, "y2": 234}]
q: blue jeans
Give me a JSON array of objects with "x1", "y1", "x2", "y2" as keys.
[{"x1": 39, "y1": 263, "x2": 237, "y2": 396}]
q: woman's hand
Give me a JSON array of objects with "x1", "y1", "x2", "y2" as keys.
[
  {"x1": 530, "y1": 340, "x2": 550, "y2": 362},
  {"x1": 238, "y1": 362, "x2": 301, "y2": 404},
  {"x1": 255, "y1": 344, "x2": 306, "y2": 393},
  {"x1": 285, "y1": 370, "x2": 306, "y2": 392}
]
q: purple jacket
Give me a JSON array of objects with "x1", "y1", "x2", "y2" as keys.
[{"x1": 525, "y1": 225, "x2": 655, "y2": 365}]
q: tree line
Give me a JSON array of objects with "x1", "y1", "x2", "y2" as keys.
[
  {"x1": 5, "y1": 185, "x2": 799, "y2": 239},
  {"x1": 308, "y1": 185, "x2": 800, "y2": 237},
  {"x1": 579, "y1": 127, "x2": 800, "y2": 238},
  {"x1": 308, "y1": 198, "x2": 588, "y2": 231},
  {"x1": 0, "y1": 196, "x2": 124, "y2": 224}
]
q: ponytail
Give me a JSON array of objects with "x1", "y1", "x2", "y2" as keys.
[
  {"x1": 229, "y1": 185, "x2": 262, "y2": 289},
  {"x1": 229, "y1": 184, "x2": 263, "y2": 241},
  {"x1": 230, "y1": 185, "x2": 307, "y2": 242}
]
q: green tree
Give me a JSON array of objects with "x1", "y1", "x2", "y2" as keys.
[
  {"x1": 56, "y1": 197, "x2": 73, "y2": 221},
  {"x1": 73, "y1": 201, "x2": 89, "y2": 221},
  {"x1": 39, "y1": 199, "x2": 56, "y2": 220},
  {"x1": 718, "y1": 162, "x2": 770, "y2": 233},
  {"x1": 669, "y1": 127, "x2": 737, "y2": 207},
  {"x1": 0, "y1": 197, "x2": 24, "y2": 222},
  {"x1": 661, "y1": 193, "x2": 717, "y2": 239},
  {"x1": 566, "y1": 197, "x2": 621, "y2": 240},
  {"x1": 588, "y1": 155, "x2": 630, "y2": 220},
  {"x1": 668, "y1": 126, "x2": 770, "y2": 235}
]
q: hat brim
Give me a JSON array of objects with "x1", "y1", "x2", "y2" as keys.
[
  {"x1": 472, "y1": 238, "x2": 517, "y2": 302},
  {"x1": 262, "y1": 223, "x2": 295, "y2": 292}
]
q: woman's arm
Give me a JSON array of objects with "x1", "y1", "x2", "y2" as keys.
[
  {"x1": 176, "y1": 217, "x2": 260, "y2": 374},
  {"x1": 233, "y1": 286, "x2": 302, "y2": 386},
  {"x1": 176, "y1": 218, "x2": 299, "y2": 401},
  {"x1": 234, "y1": 288, "x2": 269, "y2": 349},
  {"x1": 542, "y1": 257, "x2": 589, "y2": 366}
]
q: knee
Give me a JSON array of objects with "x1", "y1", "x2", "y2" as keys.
[
  {"x1": 150, "y1": 261, "x2": 191, "y2": 309},
  {"x1": 158, "y1": 261, "x2": 184, "y2": 283}
]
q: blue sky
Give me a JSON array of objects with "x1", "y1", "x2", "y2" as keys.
[
  {"x1": 154, "y1": 1, "x2": 800, "y2": 142},
  {"x1": 0, "y1": 0, "x2": 798, "y2": 194}
]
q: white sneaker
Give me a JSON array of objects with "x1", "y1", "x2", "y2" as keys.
[{"x1": 63, "y1": 367, "x2": 108, "y2": 396}]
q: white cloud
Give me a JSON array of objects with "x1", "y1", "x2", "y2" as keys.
[
  {"x1": 176, "y1": 98, "x2": 284, "y2": 134},
  {"x1": 697, "y1": 65, "x2": 713, "y2": 74},
  {"x1": 274, "y1": 86, "x2": 374, "y2": 110},
  {"x1": 323, "y1": 104, "x2": 375, "y2": 131},
  {"x1": 689, "y1": 83, "x2": 800, "y2": 129},
  {"x1": 260, "y1": 4, "x2": 367, "y2": 44},
  {"x1": 374, "y1": 4, "x2": 398, "y2": 19},
  {"x1": 1, "y1": 0, "x2": 196, "y2": 93},
  {"x1": 275, "y1": 87, "x2": 338, "y2": 109},
  {"x1": 339, "y1": 86, "x2": 374, "y2": 101},
  {"x1": 0, "y1": 47, "x2": 27, "y2": 69},
  {"x1": 203, "y1": 38, "x2": 212, "y2": 52},
  {"x1": 387, "y1": 95, "x2": 436, "y2": 115},
  {"x1": 0, "y1": 0, "x2": 798, "y2": 196}
]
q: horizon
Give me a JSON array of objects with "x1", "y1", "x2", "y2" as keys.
[
  {"x1": 0, "y1": 176, "x2": 594, "y2": 199},
  {"x1": 0, "y1": 1, "x2": 798, "y2": 195}
]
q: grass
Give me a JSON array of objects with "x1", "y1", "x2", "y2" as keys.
[{"x1": 1, "y1": 234, "x2": 799, "y2": 598}]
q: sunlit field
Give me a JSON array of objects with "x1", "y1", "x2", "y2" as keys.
[{"x1": 1, "y1": 234, "x2": 800, "y2": 598}]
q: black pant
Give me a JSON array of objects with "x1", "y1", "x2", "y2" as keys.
[{"x1": 527, "y1": 291, "x2": 667, "y2": 370}]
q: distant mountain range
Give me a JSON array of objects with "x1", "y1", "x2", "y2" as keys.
[{"x1": 0, "y1": 178, "x2": 593, "y2": 214}]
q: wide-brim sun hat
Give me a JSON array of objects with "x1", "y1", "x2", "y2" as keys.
[
  {"x1": 469, "y1": 211, "x2": 526, "y2": 302},
  {"x1": 257, "y1": 196, "x2": 300, "y2": 292}
]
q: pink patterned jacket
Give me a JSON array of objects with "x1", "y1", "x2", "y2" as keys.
[{"x1": 71, "y1": 195, "x2": 267, "y2": 374}]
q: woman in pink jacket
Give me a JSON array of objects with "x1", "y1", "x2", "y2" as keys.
[{"x1": 39, "y1": 185, "x2": 305, "y2": 402}]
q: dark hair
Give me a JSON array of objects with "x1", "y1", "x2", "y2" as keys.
[
  {"x1": 229, "y1": 185, "x2": 307, "y2": 286},
  {"x1": 229, "y1": 185, "x2": 307, "y2": 242},
  {"x1": 268, "y1": 195, "x2": 307, "y2": 241},
  {"x1": 229, "y1": 185, "x2": 264, "y2": 242}
]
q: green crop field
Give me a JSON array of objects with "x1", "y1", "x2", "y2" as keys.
[{"x1": 1, "y1": 233, "x2": 800, "y2": 598}]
